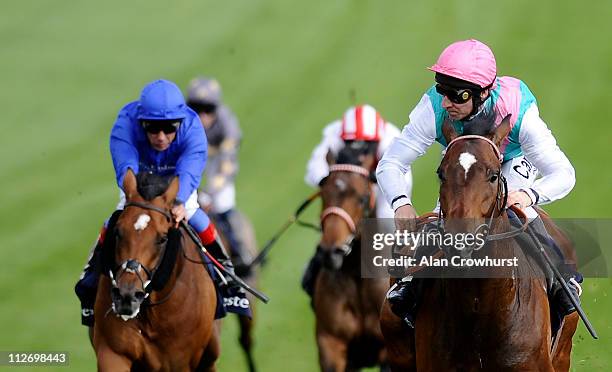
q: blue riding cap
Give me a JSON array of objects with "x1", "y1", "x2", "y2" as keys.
[{"x1": 137, "y1": 79, "x2": 188, "y2": 120}]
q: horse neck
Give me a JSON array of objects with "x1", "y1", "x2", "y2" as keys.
[
  {"x1": 439, "y1": 215, "x2": 545, "y2": 321},
  {"x1": 142, "y1": 245, "x2": 186, "y2": 320}
]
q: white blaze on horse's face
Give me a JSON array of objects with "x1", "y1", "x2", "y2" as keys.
[
  {"x1": 134, "y1": 214, "x2": 151, "y2": 231},
  {"x1": 335, "y1": 178, "x2": 347, "y2": 192},
  {"x1": 458, "y1": 152, "x2": 477, "y2": 180}
]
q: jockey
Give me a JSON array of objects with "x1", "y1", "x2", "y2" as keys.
[
  {"x1": 186, "y1": 77, "x2": 252, "y2": 277},
  {"x1": 376, "y1": 39, "x2": 581, "y2": 328},
  {"x1": 75, "y1": 79, "x2": 238, "y2": 328},
  {"x1": 301, "y1": 104, "x2": 401, "y2": 296}
]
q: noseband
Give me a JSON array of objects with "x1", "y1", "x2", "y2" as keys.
[{"x1": 319, "y1": 164, "x2": 372, "y2": 255}]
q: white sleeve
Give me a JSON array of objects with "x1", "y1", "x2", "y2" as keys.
[
  {"x1": 519, "y1": 104, "x2": 575, "y2": 205},
  {"x1": 305, "y1": 121, "x2": 345, "y2": 187},
  {"x1": 376, "y1": 94, "x2": 437, "y2": 210}
]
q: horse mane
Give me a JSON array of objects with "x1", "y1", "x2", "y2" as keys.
[
  {"x1": 136, "y1": 172, "x2": 173, "y2": 201},
  {"x1": 461, "y1": 107, "x2": 497, "y2": 136},
  {"x1": 148, "y1": 227, "x2": 182, "y2": 291}
]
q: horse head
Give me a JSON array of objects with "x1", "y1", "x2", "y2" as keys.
[
  {"x1": 317, "y1": 142, "x2": 375, "y2": 270},
  {"x1": 437, "y1": 111, "x2": 511, "y2": 258},
  {"x1": 106, "y1": 169, "x2": 182, "y2": 320}
]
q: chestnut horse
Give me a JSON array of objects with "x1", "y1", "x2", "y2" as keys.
[
  {"x1": 379, "y1": 117, "x2": 578, "y2": 371},
  {"x1": 313, "y1": 145, "x2": 389, "y2": 371},
  {"x1": 93, "y1": 170, "x2": 219, "y2": 371}
]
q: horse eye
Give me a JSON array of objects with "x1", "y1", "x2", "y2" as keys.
[
  {"x1": 489, "y1": 174, "x2": 498, "y2": 183},
  {"x1": 157, "y1": 236, "x2": 168, "y2": 245}
]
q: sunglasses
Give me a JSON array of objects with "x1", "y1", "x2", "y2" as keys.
[
  {"x1": 435, "y1": 84, "x2": 473, "y2": 104},
  {"x1": 141, "y1": 120, "x2": 181, "y2": 134},
  {"x1": 189, "y1": 103, "x2": 217, "y2": 114}
]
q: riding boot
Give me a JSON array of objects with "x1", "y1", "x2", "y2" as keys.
[
  {"x1": 301, "y1": 254, "x2": 321, "y2": 297},
  {"x1": 74, "y1": 237, "x2": 103, "y2": 327},
  {"x1": 387, "y1": 276, "x2": 419, "y2": 328},
  {"x1": 552, "y1": 276, "x2": 582, "y2": 316},
  {"x1": 204, "y1": 236, "x2": 240, "y2": 289}
]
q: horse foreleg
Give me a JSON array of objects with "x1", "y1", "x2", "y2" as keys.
[
  {"x1": 96, "y1": 346, "x2": 132, "y2": 372},
  {"x1": 317, "y1": 333, "x2": 348, "y2": 372},
  {"x1": 196, "y1": 327, "x2": 220, "y2": 372},
  {"x1": 379, "y1": 301, "x2": 416, "y2": 372},
  {"x1": 238, "y1": 314, "x2": 256, "y2": 372}
]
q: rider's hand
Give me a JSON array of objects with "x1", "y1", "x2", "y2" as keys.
[
  {"x1": 506, "y1": 190, "x2": 533, "y2": 210},
  {"x1": 171, "y1": 203, "x2": 187, "y2": 226},
  {"x1": 394, "y1": 204, "x2": 418, "y2": 232}
]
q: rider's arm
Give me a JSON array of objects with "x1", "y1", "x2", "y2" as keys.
[
  {"x1": 175, "y1": 115, "x2": 208, "y2": 203},
  {"x1": 376, "y1": 94, "x2": 437, "y2": 210},
  {"x1": 110, "y1": 106, "x2": 140, "y2": 189},
  {"x1": 519, "y1": 104, "x2": 576, "y2": 205},
  {"x1": 305, "y1": 121, "x2": 344, "y2": 187}
]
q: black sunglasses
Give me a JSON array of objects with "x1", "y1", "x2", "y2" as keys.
[
  {"x1": 141, "y1": 120, "x2": 181, "y2": 134},
  {"x1": 189, "y1": 103, "x2": 217, "y2": 114},
  {"x1": 435, "y1": 84, "x2": 473, "y2": 104}
]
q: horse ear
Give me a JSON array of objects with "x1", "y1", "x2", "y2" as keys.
[
  {"x1": 162, "y1": 176, "x2": 180, "y2": 205},
  {"x1": 326, "y1": 149, "x2": 336, "y2": 166},
  {"x1": 492, "y1": 114, "x2": 512, "y2": 148},
  {"x1": 442, "y1": 117, "x2": 458, "y2": 144},
  {"x1": 123, "y1": 169, "x2": 137, "y2": 200}
]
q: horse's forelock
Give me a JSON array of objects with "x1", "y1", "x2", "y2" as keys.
[
  {"x1": 136, "y1": 172, "x2": 173, "y2": 201},
  {"x1": 462, "y1": 108, "x2": 497, "y2": 137}
]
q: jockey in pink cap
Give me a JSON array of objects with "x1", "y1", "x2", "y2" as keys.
[{"x1": 376, "y1": 39, "x2": 580, "y2": 328}]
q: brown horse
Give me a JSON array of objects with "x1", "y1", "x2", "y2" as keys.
[
  {"x1": 312, "y1": 146, "x2": 389, "y2": 371},
  {"x1": 93, "y1": 170, "x2": 220, "y2": 371},
  {"x1": 379, "y1": 117, "x2": 578, "y2": 371}
]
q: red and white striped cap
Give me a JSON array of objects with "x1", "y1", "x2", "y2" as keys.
[{"x1": 340, "y1": 104, "x2": 385, "y2": 141}]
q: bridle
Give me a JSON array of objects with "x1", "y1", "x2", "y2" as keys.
[
  {"x1": 400, "y1": 135, "x2": 530, "y2": 276},
  {"x1": 440, "y1": 135, "x2": 528, "y2": 242},
  {"x1": 319, "y1": 164, "x2": 372, "y2": 256},
  {"x1": 109, "y1": 201, "x2": 176, "y2": 308}
]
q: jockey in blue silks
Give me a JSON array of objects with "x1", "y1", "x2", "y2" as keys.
[{"x1": 75, "y1": 79, "x2": 239, "y2": 328}]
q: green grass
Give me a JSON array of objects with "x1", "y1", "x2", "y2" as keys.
[{"x1": 0, "y1": 0, "x2": 610, "y2": 370}]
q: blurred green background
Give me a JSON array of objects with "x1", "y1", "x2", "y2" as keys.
[{"x1": 1, "y1": 0, "x2": 610, "y2": 370}]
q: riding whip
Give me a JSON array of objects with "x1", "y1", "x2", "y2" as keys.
[
  {"x1": 525, "y1": 225, "x2": 598, "y2": 339},
  {"x1": 249, "y1": 191, "x2": 321, "y2": 267},
  {"x1": 180, "y1": 221, "x2": 270, "y2": 303}
]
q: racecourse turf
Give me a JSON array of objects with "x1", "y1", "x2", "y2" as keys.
[{"x1": 1, "y1": 0, "x2": 611, "y2": 370}]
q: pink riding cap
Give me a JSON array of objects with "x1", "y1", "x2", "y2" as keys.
[{"x1": 429, "y1": 39, "x2": 497, "y2": 89}]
